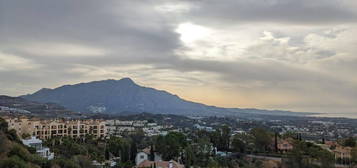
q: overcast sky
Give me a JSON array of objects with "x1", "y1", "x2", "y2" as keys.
[{"x1": 1, "y1": 0, "x2": 357, "y2": 117}]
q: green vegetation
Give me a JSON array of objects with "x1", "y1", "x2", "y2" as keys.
[
  {"x1": 342, "y1": 137, "x2": 356, "y2": 147},
  {"x1": 2, "y1": 116, "x2": 355, "y2": 168},
  {"x1": 250, "y1": 128, "x2": 273, "y2": 153},
  {"x1": 155, "y1": 132, "x2": 187, "y2": 160},
  {"x1": 44, "y1": 133, "x2": 144, "y2": 168},
  {"x1": 285, "y1": 141, "x2": 335, "y2": 168},
  {"x1": 0, "y1": 117, "x2": 47, "y2": 168},
  {"x1": 352, "y1": 147, "x2": 357, "y2": 166},
  {"x1": 153, "y1": 126, "x2": 276, "y2": 167}
]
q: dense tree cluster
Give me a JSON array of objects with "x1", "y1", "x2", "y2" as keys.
[
  {"x1": 285, "y1": 141, "x2": 335, "y2": 168},
  {"x1": 155, "y1": 132, "x2": 187, "y2": 161}
]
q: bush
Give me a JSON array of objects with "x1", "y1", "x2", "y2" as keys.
[
  {"x1": 8, "y1": 143, "x2": 32, "y2": 162},
  {"x1": 0, "y1": 156, "x2": 28, "y2": 168},
  {"x1": 49, "y1": 158, "x2": 81, "y2": 168},
  {"x1": 6, "y1": 129, "x2": 21, "y2": 142}
]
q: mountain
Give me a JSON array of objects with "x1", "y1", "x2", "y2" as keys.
[
  {"x1": 21, "y1": 78, "x2": 311, "y2": 117},
  {"x1": 0, "y1": 95, "x2": 77, "y2": 117}
]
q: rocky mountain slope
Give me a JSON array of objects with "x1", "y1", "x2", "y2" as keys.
[{"x1": 22, "y1": 78, "x2": 310, "y2": 117}]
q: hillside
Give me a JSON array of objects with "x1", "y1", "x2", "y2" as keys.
[{"x1": 0, "y1": 95, "x2": 77, "y2": 117}]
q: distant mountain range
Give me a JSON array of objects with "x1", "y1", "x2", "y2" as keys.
[{"x1": 21, "y1": 78, "x2": 313, "y2": 117}]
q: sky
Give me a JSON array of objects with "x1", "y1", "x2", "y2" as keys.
[{"x1": 1, "y1": 0, "x2": 357, "y2": 117}]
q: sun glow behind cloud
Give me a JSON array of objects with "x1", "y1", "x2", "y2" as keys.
[
  {"x1": 1, "y1": 0, "x2": 357, "y2": 116},
  {"x1": 176, "y1": 23, "x2": 211, "y2": 44}
]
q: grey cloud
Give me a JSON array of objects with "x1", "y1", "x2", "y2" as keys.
[
  {"x1": 185, "y1": 0, "x2": 357, "y2": 25},
  {"x1": 0, "y1": 0, "x2": 357, "y2": 114},
  {"x1": 0, "y1": 0, "x2": 180, "y2": 60}
]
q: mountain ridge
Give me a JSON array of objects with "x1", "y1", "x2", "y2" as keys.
[{"x1": 21, "y1": 78, "x2": 312, "y2": 117}]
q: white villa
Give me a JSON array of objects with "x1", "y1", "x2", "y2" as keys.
[{"x1": 22, "y1": 136, "x2": 54, "y2": 160}]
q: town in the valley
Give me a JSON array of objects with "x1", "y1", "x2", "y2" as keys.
[{"x1": 1, "y1": 109, "x2": 357, "y2": 168}]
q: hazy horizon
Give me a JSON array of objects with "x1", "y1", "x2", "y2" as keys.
[{"x1": 1, "y1": 0, "x2": 357, "y2": 117}]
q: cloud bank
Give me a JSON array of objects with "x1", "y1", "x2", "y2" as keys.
[{"x1": 1, "y1": 0, "x2": 357, "y2": 116}]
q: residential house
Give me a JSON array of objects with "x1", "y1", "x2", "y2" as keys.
[{"x1": 22, "y1": 136, "x2": 54, "y2": 160}]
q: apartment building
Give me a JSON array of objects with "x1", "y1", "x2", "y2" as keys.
[
  {"x1": 4, "y1": 116, "x2": 107, "y2": 139},
  {"x1": 106, "y1": 120, "x2": 147, "y2": 136}
]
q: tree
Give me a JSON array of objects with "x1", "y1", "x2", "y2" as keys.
[
  {"x1": 155, "y1": 132, "x2": 187, "y2": 160},
  {"x1": 71, "y1": 155, "x2": 94, "y2": 168},
  {"x1": 183, "y1": 144, "x2": 196, "y2": 167},
  {"x1": 250, "y1": 128, "x2": 272, "y2": 152},
  {"x1": 207, "y1": 158, "x2": 219, "y2": 168},
  {"x1": 120, "y1": 140, "x2": 131, "y2": 164},
  {"x1": 210, "y1": 125, "x2": 231, "y2": 151},
  {"x1": 286, "y1": 141, "x2": 308, "y2": 168},
  {"x1": 343, "y1": 137, "x2": 356, "y2": 147},
  {"x1": 318, "y1": 150, "x2": 335, "y2": 168},
  {"x1": 130, "y1": 128, "x2": 145, "y2": 145},
  {"x1": 195, "y1": 137, "x2": 213, "y2": 166},
  {"x1": 220, "y1": 125, "x2": 231, "y2": 151},
  {"x1": 0, "y1": 156, "x2": 28, "y2": 168},
  {"x1": 0, "y1": 117, "x2": 8, "y2": 132},
  {"x1": 8, "y1": 143, "x2": 32, "y2": 162},
  {"x1": 21, "y1": 133, "x2": 31, "y2": 139},
  {"x1": 352, "y1": 147, "x2": 357, "y2": 165},
  {"x1": 130, "y1": 140, "x2": 138, "y2": 162},
  {"x1": 149, "y1": 143, "x2": 155, "y2": 161},
  {"x1": 6, "y1": 129, "x2": 21, "y2": 142},
  {"x1": 108, "y1": 136, "x2": 125, "y2": 157},
  {"x1": 210, "y1": 130, "x2": 221, "y2": 150},
  {"x1": 286, "y1": 140, "x2": 335, "y2": 168},
  {"x1": 49, "y1": 158, "x2": 81, "y2": 168},
  {"x1": 232, "y1": 134, "x2": 246, "y2": 153}
]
